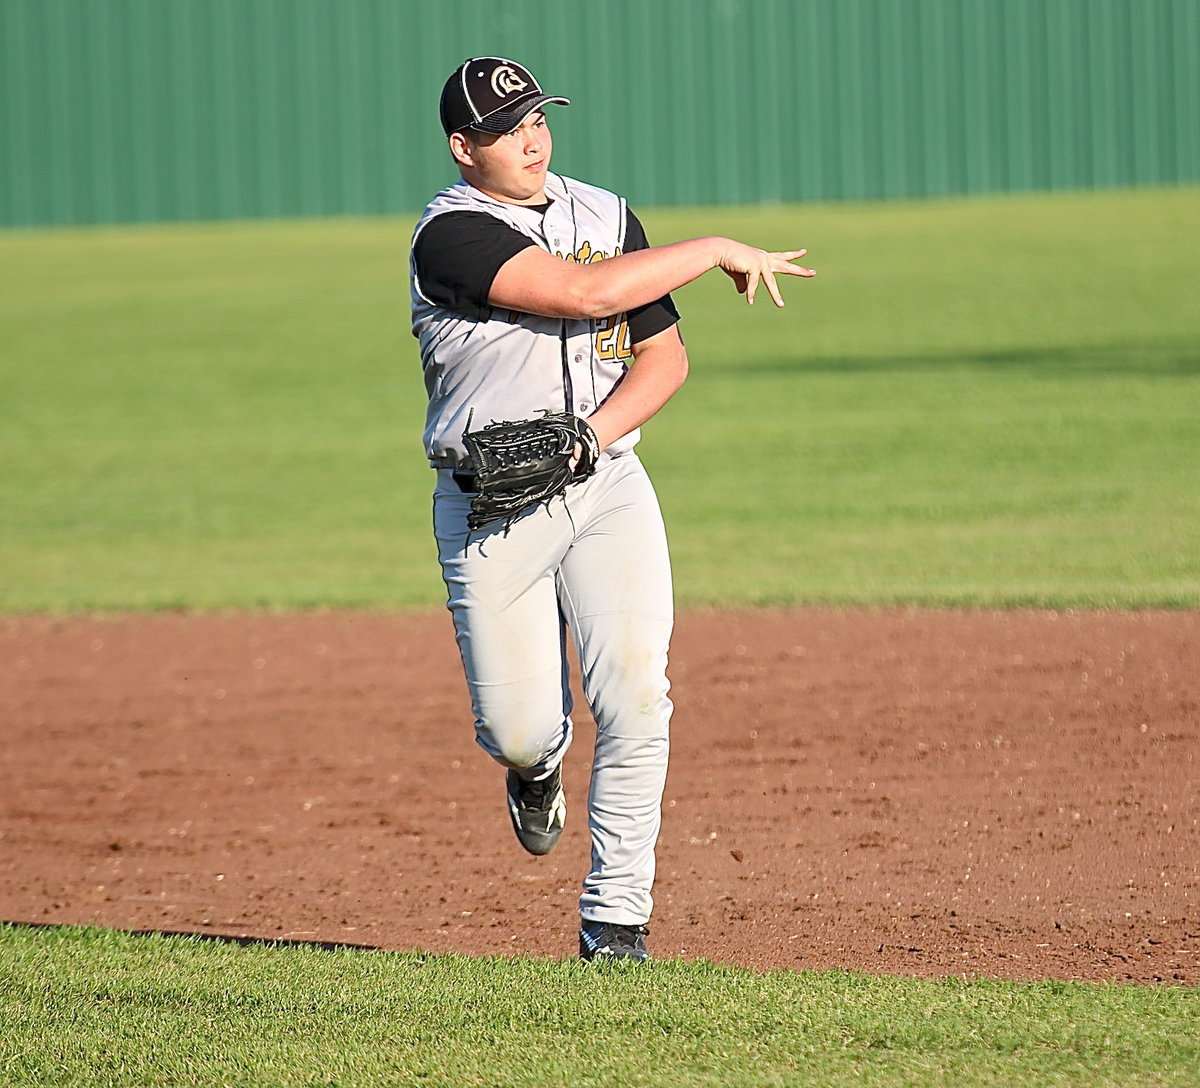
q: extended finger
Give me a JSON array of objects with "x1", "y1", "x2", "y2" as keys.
[
  {"x1": 744, "y1": 268, "x2": 761, "y2": 305},
  {"x1": 761, "y1": 267, "x2": 785, "y2": 307},
  {"x1": 773, "y1": 253, "x2": 816, "y2": 278}
]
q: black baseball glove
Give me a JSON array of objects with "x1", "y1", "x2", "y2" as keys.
[{"x1": 461, "y1": 412, "x2": 601, "y2": 530}]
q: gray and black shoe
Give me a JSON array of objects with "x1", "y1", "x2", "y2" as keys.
[
  {"x1": 579, "y1": 920, "x2": 650, "y2": 963},
  {"x1": 505, "y1": 765, "x2": 566, "y2": 856}
]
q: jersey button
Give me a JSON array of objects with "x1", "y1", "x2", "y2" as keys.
[
  {"x1": 574, "y1": 354, "x2": 582, "y2": 363},
  {"x1": 580, "y1": 402, "x2": 591, "y2": 412}
]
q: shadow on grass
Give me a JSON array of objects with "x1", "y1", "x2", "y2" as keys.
[
  {"x1": 2, "y1": 919, "x2": 381, "y2": 954},
  {"x1": 732, "y1": 340, "x2": 1200, "y2": 377}
]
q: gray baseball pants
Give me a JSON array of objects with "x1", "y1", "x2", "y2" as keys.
[{"x1": 433, "y1": 453, "x2": 673, "y2": 926}]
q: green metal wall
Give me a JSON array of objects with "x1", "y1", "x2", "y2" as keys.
[{"x1": 2, "y1": 0, "x2": 1198, "y2": 227}]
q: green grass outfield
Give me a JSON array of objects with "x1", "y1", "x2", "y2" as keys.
[
  {"x1": 2, "y1": 925, "x2": 1197, "y2": 1088},
  {"x1": 2, "y1": 186, "x2": 1198, "y2": 611}
]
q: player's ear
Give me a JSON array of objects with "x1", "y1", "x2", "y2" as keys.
[{"x1": 449, "y1": 131, "x2": 475, "y2": 168}]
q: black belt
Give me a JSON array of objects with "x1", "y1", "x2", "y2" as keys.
[{"x1": 452, "y1": 471, "x2": 478, "y2": 493}]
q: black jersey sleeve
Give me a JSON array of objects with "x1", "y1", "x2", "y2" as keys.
[
  {"x1": 622, "y1": 209, "x2": 682, "y2": 346},
  {"x1": 412, "y1": 211, "x2": 535, "y2": 320}
]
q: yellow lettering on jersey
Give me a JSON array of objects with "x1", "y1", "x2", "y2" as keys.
[
  {"x1": 555, "y1": 242, "x2": 624, "y2": 264},
  {"x1": 594, "y1": 314, "x2": 631, "y2": 361},
  {"x1": 550, "y1": 243, "x2": 631, "y2": 359}
]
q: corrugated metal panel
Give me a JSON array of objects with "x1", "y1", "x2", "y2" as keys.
[{"x1": 1, "y1": 0, "x2": 1198, "y2": 227}]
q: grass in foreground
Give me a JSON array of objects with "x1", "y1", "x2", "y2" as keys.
[
  {"x1": 1, "y1": 187, "x2": 1198, "y2": 611},
  {"x1": 2, "y1": 925, "x2": 1197, "y2": 1088}
]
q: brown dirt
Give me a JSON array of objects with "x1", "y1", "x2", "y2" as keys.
[{"x1": 1, "y1": 608, "x2": 1196, "y2": 983}]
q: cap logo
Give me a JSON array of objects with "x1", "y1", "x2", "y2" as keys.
[{"x1": 490, "y1": 65, "x2": 528, "y2": 99}]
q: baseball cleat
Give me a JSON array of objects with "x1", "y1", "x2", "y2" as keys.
[
  {"x1": 579, "y1": 920, "x2": 650, "y2": 963},
  {"x1": 506, "y1": 765, "x2": 566, "y2": 855}
]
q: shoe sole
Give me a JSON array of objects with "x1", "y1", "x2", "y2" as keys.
[{"x1": 506, "y1": 772, "x2": 566, "y2": 856}]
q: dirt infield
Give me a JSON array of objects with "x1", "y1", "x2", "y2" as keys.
[{"x1": 1, "y1": 608, "x2": 1196, "y2": 983}]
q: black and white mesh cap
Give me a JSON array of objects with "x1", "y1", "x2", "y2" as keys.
[{"x1": 440, "y1": 58, "x2": 569, "y2": 136}]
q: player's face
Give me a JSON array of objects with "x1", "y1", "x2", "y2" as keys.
[{"x1": 454, "y1": 112, "x2": 553, "y2": 206}]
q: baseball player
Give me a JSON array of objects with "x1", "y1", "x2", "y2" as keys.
[{"x1": 410, "y1": 57, "x2": 814, "y2": 962}]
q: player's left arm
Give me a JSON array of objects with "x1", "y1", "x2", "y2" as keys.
[{"x1": 584, "y1": 325, "x2": 689, "y2": 453}]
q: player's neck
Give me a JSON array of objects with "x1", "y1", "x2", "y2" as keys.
[{"x1": 460, "y1": 170, "x2": 548, "y2": 207}]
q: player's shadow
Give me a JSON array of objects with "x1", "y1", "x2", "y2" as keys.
[{"x1": 5, "y1": 919, "x2": 382, "y2": 953}]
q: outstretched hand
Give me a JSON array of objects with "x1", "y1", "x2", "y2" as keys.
[{"x1": 716, "y1": 242, "x2": 816, "y2": 307}]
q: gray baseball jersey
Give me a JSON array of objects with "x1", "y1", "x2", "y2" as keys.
[
  {"x1": 411, "y1": 172, "x2": 675, "y2": 467},
  {"x1": 411, "y1": 173, "x2": 679, "y2": 928}
]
